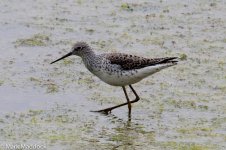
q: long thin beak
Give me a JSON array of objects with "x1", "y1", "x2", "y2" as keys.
[{"x1": 50, "y1": 52, "x2": 73, "y2": 64}]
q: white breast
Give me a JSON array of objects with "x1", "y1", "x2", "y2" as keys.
[{"x1": 91, "y1": 63, "x2": 175, "y2": 86}]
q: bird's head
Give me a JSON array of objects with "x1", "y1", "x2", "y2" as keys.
[{"x1": 50, "y1": 42, "x2": 91, "y2": 64}]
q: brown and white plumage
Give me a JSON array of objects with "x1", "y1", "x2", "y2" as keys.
[
  {"x1": 51, "y1": 42, "x2": 178, "y2": 86},
  {"x1": 83, "y1": 52, "x2": 177, "y2": 86},
  {"x1": 51, "y1": 42, "x2": 178, "y2": 114},
  {"x1": 105, "y1": 53, "x2": 177, "y2": 70}
]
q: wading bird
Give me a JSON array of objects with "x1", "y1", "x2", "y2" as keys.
[{"x1": 51, "y1": 42, "x2": 178, "y2": 117}]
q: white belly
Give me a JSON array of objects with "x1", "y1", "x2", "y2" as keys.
[
  {"x1": 91, "y1": 63, "x2": 175, "y2": 86},
  {"x1": 96, "y1": 71, "x2": 142, "y2": 86}
]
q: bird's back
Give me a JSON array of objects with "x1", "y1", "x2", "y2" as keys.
[
  {"x1": 85, "y1": 53, "x2": 177, "y2": 86},
  {"x1": 103, "y1": 53, "x2": 177, "y2": 70}
]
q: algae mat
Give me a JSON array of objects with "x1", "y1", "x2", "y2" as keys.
[{"x1": 0, "y1": 0, "x2": 226, "y2": 149}]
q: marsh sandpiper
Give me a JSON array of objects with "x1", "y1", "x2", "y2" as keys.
[{"x1": 51, "y1": 42, "x2": 178, "y2": 117}]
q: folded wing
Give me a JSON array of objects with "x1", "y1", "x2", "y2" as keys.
[{"x1": 105, "y1": 53, "x2": 178, "y2": 70}]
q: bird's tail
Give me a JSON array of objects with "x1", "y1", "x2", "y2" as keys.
[{"x1": 157, "y1": 57, "x2": 178, "y2": 64}]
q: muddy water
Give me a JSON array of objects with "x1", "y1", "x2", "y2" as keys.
[{"x1": 0, "y1": 0, "x2": 226, "y2": 149}]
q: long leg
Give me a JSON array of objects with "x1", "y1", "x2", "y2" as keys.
[
  {"x1": 122, "y1": 86, "x2": 131, "y2": 116},
  {"x1": 91, "y1": 85, "x2": 140, "y2": 114},
  {"x1": 129, "y1": 85, "x2": 139, "y2": 99}
]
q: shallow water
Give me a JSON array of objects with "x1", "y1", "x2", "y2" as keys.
[{"x1": 0, "y1": 0, "x2": 226, "y2": 149}]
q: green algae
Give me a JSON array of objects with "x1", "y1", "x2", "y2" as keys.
[
  {"x1": 14, "y1": 34, "x2": 50, "y2": 47},
  {"x1": 159, "y1": 142, "x2": 212, "y2": 150},
  {"x1": 29, "y1": 77, "x2": 59, "y2": 93},
  {"x1": 179, "y1": 53, "x2": 187, "y2": 61},
  {"x1": 28, "y1": 110, "x2": 43, "y2": 116},
  {"x1": 30, "y1": 77, "x2": 41, "y2": 83},
  {"x1": 85, "y1": 28, "x2": 95, "y2": 34},
  {"x1": 63, "y1": 59, "x2": 74, "y2": 65},
  {"x1": 167, "y1": 99, "x2": 196, "y2": 109},
  {"x1": 223, "y1": 38, "x2": 226, "y2": 43},
  {"x1": 30, "y1": 116, "x2": 37, "y2": 124},
  {"x1": 0, "y1": 80, "x2": 4, "y2": 86},
  {"x1": 177, "y1": 127, "x2": 212, "y2": 134},
  {"x1": 1, "y1": 0, "x2": 226, "y2": 149},
  {"x1": 121, "y1": 3, "x2": 133, "y2": 11}
]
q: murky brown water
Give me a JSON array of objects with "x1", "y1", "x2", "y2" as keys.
[{"x1": 0, "y1": 0, "x2": 226, "y2": 149}]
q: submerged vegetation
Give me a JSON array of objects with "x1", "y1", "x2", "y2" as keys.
[
  {"x1": 0, "y1": 0, "x2": 225, "y2": 149},
  {"x1": 14, "y1": 34, "x2": 50, "y2": 47}
]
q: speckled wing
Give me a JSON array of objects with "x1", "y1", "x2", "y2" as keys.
[{"x1": 105, "y1": 53, "x2": 178, "y2": 70}]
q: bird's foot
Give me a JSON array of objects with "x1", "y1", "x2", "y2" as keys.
[{"x1": 90, "y1": 108, "x2": 112, "y2": 114}]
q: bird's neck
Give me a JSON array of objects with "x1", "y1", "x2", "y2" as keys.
[
  {"x1": 81, "y1": 49, "x2": 97, "y2": 69},
  {"x1": 81, "y1": 49, "x2": 96, "y2": 60}
]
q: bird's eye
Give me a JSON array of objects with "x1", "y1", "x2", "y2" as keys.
[{"x1": 76, "y1": 47, "x2": 83, "y2": 50}]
